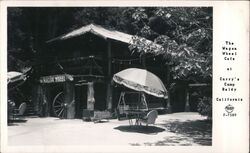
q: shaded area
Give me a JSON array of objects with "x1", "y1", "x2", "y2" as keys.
[
  {"x1": 8, "y1": 113, "x2": 211, "y2": 146},
  {"x1": 8, "y1": 119, "x2": 28, "y2": 123},
  {"x1": 8, "y1": 123, "x2": 20, "y2": 126},
  {"x1": 93, "y1": 120, "x2": 109, "y2": 123},
  {"x1": 143, "y1": 136, "x2": 195, "y2": 146},
  {"x1": 114, "y1": 125, "x2": 165, "y2": 134},
  {"x1": 8, "y1": 119, "x2": 27, "y2": 126},
  {"x1": 151, "y1": 119, "x2": 212, "y2": 146}
]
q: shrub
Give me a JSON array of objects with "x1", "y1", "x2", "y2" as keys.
[{"x1": 197, "y1": 96, "x2": 212, "y2": 120}]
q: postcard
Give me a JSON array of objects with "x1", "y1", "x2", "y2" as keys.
[{"x1": 0, "y1": 1, "x2": 249, "y2": 153}]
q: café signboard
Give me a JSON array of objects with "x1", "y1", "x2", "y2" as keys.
[{"x1": 40, "y1": 74, "x2": 74, "y2": 83}]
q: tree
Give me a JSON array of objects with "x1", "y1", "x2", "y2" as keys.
[
  {"x1": 8, "y1": 7, "x2": 76, "y2": 71},
  {"x1": 8, "y1": 7, "x2": 212, "y2": 83},
  {"x1": 128, "y1": 7, "x2": 212, "y2": 83}
]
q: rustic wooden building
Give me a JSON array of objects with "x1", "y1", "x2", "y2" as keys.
[
  {"x1": 32, "y1": 24, "x2": 170, "y2": 119},
  {"x1": 30, "y1": 24, "x2": 210, "y2": 119}
]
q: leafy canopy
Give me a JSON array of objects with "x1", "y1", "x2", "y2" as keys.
[
  {"x1": 129, "y1": 7, "x2": 212, "y2": 82},
  {"x1": 8, "y1": 7, "x2": 212, "y2": 83}
]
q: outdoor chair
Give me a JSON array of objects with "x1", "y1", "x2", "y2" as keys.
[
  {"x1": 13, "y1": 102, "x2": 27, "y2": 121},
  {"x1": 139, "y1": 110, "x2": 158, "y2": 126}
]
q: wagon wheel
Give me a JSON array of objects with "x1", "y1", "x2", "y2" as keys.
[{"x1": 53, "y1": 92, "x2": 67, "y2": 118}]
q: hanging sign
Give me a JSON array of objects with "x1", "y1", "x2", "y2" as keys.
[{"x1": 40, "y1": 74, "x2": 73, "y2": 83}]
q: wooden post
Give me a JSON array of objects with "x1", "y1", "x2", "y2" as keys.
[
  {"x1": 87, "y1": 82, "x2": 95, "y2": 111},
  {"x1": 41, "y1": 84, "x2": 49, "y2": 117},
  {"x1": 35, "y1": 84, "x2": 49, "y2": 117},
  {"x1": 141, "y1": 52, "x2": 146, "y2": 68},
  {"x1": 185, "y1": 87, "x2": 190, "y2": 112},
  {"x1": 166, "y1": 64, "x2": 172, "y2": 113},
  {"x1": 46, "y1": 86, "x2": 51, "y2": 117},
  {"x1": 33, "y1": 84, "x2": 41, "y2": 115},
  {"x1": 64, "y1": 81, "x2": 75, "y2": 119},
  {"x1": 167, "y1": 93, "x2": 172, "y2": 113},
  {"x1": 106, "y1": 41, "x2": 113, "y2": 110}
]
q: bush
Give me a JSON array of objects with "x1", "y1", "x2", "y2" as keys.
[{"x1": 197, "y1": 96, "x2": 212, "y2": 120}]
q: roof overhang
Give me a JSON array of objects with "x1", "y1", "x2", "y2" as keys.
[{"x1": 47, "y1": 24, "x2": 133, "y2": 44}]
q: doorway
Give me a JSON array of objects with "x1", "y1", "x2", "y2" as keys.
[{"x1": 74, "y1": 84, "x2": 88, "y2": 118}]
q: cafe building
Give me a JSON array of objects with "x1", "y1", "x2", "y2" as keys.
[{"x1": 31, "y1": 24, "x2": 197, "y2": 119}]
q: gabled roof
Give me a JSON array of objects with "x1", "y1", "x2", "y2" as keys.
[
  {"x1": 47, "y1": 24, "x2": 133, "y2": 44},
  {"x1": 47, "y1": 24, "x2": 164, "y2": 53}
]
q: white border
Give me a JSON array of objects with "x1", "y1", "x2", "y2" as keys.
[{"x1": 1, "y1": 1, "x2": 249, "y2": 153}]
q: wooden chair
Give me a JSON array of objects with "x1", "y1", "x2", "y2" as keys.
[
  {"x1": 139, "y1": 110, "x2": 158, "y2": 126},
  {"x1": 13, "y1": 102, "x2": 27, "y2": 120}
]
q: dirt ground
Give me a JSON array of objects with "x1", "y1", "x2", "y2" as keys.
[{"x1": 8, "y1": 112, "x2": 212, "y2": 146}]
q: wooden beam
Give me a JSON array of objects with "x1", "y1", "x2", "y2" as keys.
[
  {"x1": 34, "y1": 84, "x2": 43, "y2": 116},
  {"x1": 166, "y1": 64, "x2": 172, "y2": 113},
  {"x1": 64, "y1": 81, "x2": 75, "y2": 119},
  {"x1": 41, "y1": 84, "x2": 49, "y2": 117},
  {"x1": 87, "y1": 82, "x2": 95, "y2": 111},
  {"x1": 106, "y1": 41, "x2": 112, "y2": 110},
  {"x1": 107, "y1": 41, "x2": 112, "y2": 76},
  {"x1": 184, "y1": 88, "x2": 190, "y2": 112}
]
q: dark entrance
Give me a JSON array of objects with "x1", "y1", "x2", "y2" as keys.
[
  {"x1": 74, "y1": 81, "x2": 107, "y2": 118},
  {"x1": 74, "y1": 84, "x2": 88, "y2": 118},
  {"x1": 170, "y1": 84, "x2": 186, "y2": 112},
  {"x1": 94, "y1": 82, "x2": 107, "y2": 111}
]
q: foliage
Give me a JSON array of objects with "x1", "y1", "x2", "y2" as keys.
[
  {"x1": 128, "y1": 7, "x2": 212, "y2": 82},
  {"x1": 7, "y1": 7, "x2": 76, "y2": 71},
  {"x1": 8, "y1": 7, "x2": 212, "y2": 116},
  {"x1": 197, "y1": 96, "x2": 212, "y2": 120},
  {"x1": 7, "y1": 7, "x2": 212, "y2": 83}
]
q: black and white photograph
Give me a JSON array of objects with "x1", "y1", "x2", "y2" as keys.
[
  {"x1": 6, "y1": 6, "x2": 213, "y2": 147},
  {"x1": 1, "y1": 1, "x2": 249, "y2": 152}
]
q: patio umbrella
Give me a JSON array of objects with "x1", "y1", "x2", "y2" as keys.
[{"x1": 113, "y1": 68, "x2": 168, "y2": 98}]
